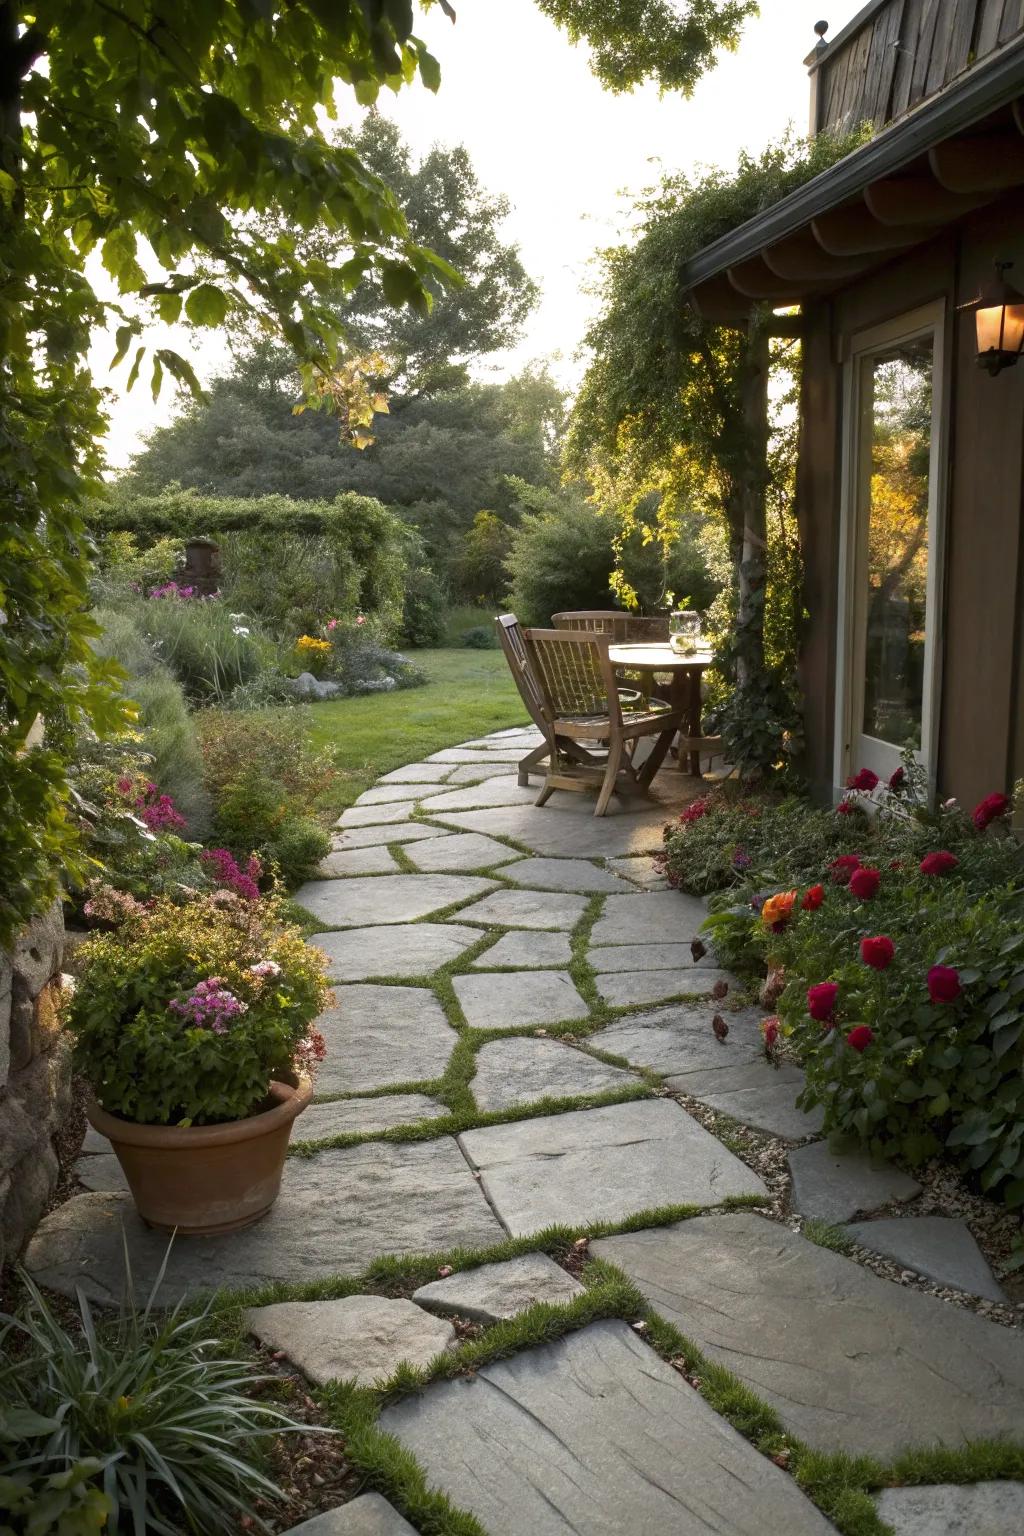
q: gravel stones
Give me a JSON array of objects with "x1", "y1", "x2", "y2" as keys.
[
  {"x1": 297, "y1": 1094, "x2": 447, "y2": 1140},
  {"x1": 458, "y1": 1099, "x2": 766, "y2": 1235},
  {"x1": 455, "y1": 888, "x2": 588, "y2": 930},
  {"x1": 281, "y1": 1494, "x2": 418, "y2": 1535},
  {"x1": 590, "y1": 891, "x2": 709, "y2": 945},
  {"x1": 310, "y1": 924, "x2": 480, "y2": 981},
  {"x1": 379, "y1": 1320, "x2": 836, "y2": 1536},
  {"x1": 25, "y1": 1141, "x2": 505, "y2": 1304},
  {"x1": 412, "y1": 1253, "x2": 584, "y2": 1322},
  {"x1": 593, "y1": 1212, "x2": 1024, "y2": 1457},
  {"x1": 788, "y1": 1140, "x2": 922, "y2": 1223},
  {"x1": 452, "y1": 971, "x2": 589, "y2": 1031},
  {"x1": 873, "y1": 1482, "x2": 1024, "y2": 1535},
  {"x1": 315, "y1": 985, "x2": 456, "y2": 1093},
  {"x1": 245, "y1": 1295, "x2": 455, "y2": 1387},
  {"x1": 470, "y1": 1037, "x2": 638, "y2": 1112},
  {"x1": 843, "y1": 1215, "x2": 1006, "y2": 1301},
  {"x1": 293, "y1": 874, "x2": 495, "y2": 928},
  {"x1": 472, "y1": 931, "x2": 573, "y2": 968}
]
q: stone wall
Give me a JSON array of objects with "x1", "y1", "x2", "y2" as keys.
[{"x1": 0, "y1": 901, "x2": 72, "y2": 1270}]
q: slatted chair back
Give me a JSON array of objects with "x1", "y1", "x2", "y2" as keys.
[
  {"x1": 524, "y1": 629, "x2": 622, "y2": 727},
  {"x1": 551, "y1": 610, "x2": 670, "y2": 643},
  {"x1": 495, "y1": 613, "x2": 549, "y2": 734}
]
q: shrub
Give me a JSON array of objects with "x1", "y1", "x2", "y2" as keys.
[
  {"x1": 93, "y1": 530, "x2": 184, "y2": 595},
  {"x1": 401, "y1": 564, "x2": 447, "y2": 648},
  {"x1": 0, "y1": 1262, "x2": 309, "y2": 1534},
  {"x1": 131, "y1": 594, "x2": 275, "y2": 703},
  {"x1": 69, "y1": 891, "x2": 329, "y2": 1125},
  {"x1": 462, "y1": 624, "x2": 496, "y2": 649}
]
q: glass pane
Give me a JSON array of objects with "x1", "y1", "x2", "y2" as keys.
[{"x1": 859, "y1": 336, "x2": 932, "y2": 750}]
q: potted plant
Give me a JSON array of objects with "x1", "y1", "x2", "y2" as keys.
[{"x1": 68, "y1": 889, "x2": 329, "y2": 1235}]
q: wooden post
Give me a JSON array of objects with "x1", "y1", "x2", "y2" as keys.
[{"x1": 734, "y1": 320, "x2": 771, "y2": 692}]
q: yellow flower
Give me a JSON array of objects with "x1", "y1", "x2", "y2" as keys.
[{"x1": 295, "y1": 635, "x2": 331, "y2": 655}]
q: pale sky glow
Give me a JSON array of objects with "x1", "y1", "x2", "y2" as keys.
[{"x1": 95, "y1": 1, "x2": 860, "y2": 468}]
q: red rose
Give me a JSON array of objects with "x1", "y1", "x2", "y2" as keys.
[
  {"x1": 888, "y1": 766, "x2": 906, "y2": 790},
  {"x1": 927, "y1": 964, "x2": 961, "y2": 1004},
  {"x1": 807, "y1": 981, "x2": 838, "y2": 1022},
  {"x1": 973, "y1": 792, "x2": 1011, "y2": 830},
  {"x1": 860, "y1": 935, "x2": 894, "y2": 970},
  {"x1": 762, "y1": 1016, "x2": 780, "y2": 1049},
  {"x1": 919, "y1": 851, "x2": 959, "y2": 876},
  {"x1": 849, "y1": 866, "x2": 881, "y2": 900},
  {"x1": 836, "y1": 799, "x2": 856, "y2": 816},
  {"x1": 846, "y1": 1025, "x2": 874, "y2": 1052},
  {"x1": 801, "y1": 883, "x2": 824, "y2": 911},
  {"x1": 829, "y1": 854, "x2": 861, "y2": 885},
  {"x1": 847, "y1": 768, "x2": 879, "y2": 792}
]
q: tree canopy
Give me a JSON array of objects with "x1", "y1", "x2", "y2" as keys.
[{"x1": 537, "y1": 0, "x2": 757, "y2": 93}]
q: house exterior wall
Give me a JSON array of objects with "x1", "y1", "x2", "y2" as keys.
[{"x1": 795, "y1": 192, "x2": 1024, "y2": 806}]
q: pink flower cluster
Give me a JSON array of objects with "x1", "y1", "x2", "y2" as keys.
[
  {"x1": 148, "y1": 580, "x2": 197, "y2": 600},
  {"x1": 116, "y1": 777, "x2": 187, "y2": 833},
  {"x1": 294, "y1": 1026, "x2": 327, "y2": 1078},
  {"x1": 83, "y1": 884, "x2": 146, "y2": 925},
  {"x1": 200, "y1": 848, "x2": 262, "y2": 901},
  {"x1": 169, "y1": 977, "x2": 248, "y2": 1034}
]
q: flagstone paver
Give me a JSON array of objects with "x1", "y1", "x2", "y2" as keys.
[
  {"x1": 470, "y1": 1037, "x2": 639, "y2": 1112},
  {"x1": 338, "y1": 802, "x2": 419, "y2": 827},
  {"x1": 442, "y1": 762, "x2": 517, "y2": 784},
  {"x1": 331, "y1": 822, "x2": 449, "y2": 849},
  {"x1": 502, "y1": 856, "x2": 638, "y2": 893},
  {"x1": 310, "y1": 924, "x2": 480, "y2": 981},
  {"x1": 246, "y1": 1296, "x2": 456, "y2": 1387},
  {"x1": 401, "y1": 832, "x2": 521, "y2": 872},
  {"x1": 873, "y1": 1483, "x2": 1024, "y2": 1535},
  {"x1": 25, "y1": 1141, "x2": 506, "y2": 1304},
  {"x1": 459, "y1": 1100, "x2": 766, "y2": 1235},
  {"x1": 595, "y1": 1003, "x2": 765, "y2": 1081},
  {"x1": 452, "y1": 970, "x2": 589, "y2": 1030},
  {"x1": 843, "y1": 1215, "x2": 1006, "y2": 1301},
  {"x1": 595, "y1": 969, "x2": 740, "y2": 1008},
  {"x1": 590, "y1": 889, "x2": 709, "y2": 945},
  {"x1": 681, "y1": 1060, "x2": 824, "y2": 1139},
  {"x1": 593, "y1": 1213, "x2": 1024, "y2": 1458},
  {"x1": 471, "y1": 930, "x2": 573, "y2": 968},
  {"x1": 455, "y1": 888, "x2": 588, "y2": 930},
  {"x1": 378, "y1": 762, "x2": 453, "y2": 784},
  {"x1": 316, "y1": 846, "x2": 401, "y2": 877},
  {"x1": 355, "y1": 782, "x2": 450, "y2": 805},
  {"x1": 605, "y1": 855, "x2": 670, "y2": 889},
  {"x1": 419, "y1": 779, "x2": 540, "y2": 812},
  {"x1": 788, "y1": 1140, "x2": 922, "y2": 1224},
  {"x1": 428, "y1": 748, "x2": 533, "y2": 763},
  {"x1": 315, "y1": 984, "x2": 457, "y2": 1093},
  {"x1": 75, "y1": 1153, "x2": 126, "y2": 1192},
  {"x1": 298, "y1": 1093, "x2": 447, "y2": 1140},
  {"x1": 380, "y1": 1320, "x2": 837, "y2": 1536},
  {"x1": 283, "y1": 1493, "x2": 418, "y2": 1535},
  {"x1": 591, "y1": 940, "x2": 719, "y2": 972},
  {"x1": 412, "y1": 1254, "x2": 585, "y2": 1322},
  {"x1": 293, "y1": 874, "x2": 495, "y2": 928},
  {"x1": 422, "y1": 804, "x2": 675, "y2": 857}
]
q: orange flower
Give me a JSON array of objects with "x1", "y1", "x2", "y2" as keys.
[{"x1": 760, "y1": 890, "x2": 797, "y2": 928}]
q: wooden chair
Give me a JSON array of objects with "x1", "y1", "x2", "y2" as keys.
[
  {"x1": 523, "y1": 628, "x2": 685, "y2": 816},
  {"x1": 551, "y1": 610, "x2": 670, "y2": 643}
]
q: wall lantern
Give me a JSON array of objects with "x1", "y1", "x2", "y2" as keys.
[{"x1": 968, "y1": 261, "x2": 1024, "y2": 375}]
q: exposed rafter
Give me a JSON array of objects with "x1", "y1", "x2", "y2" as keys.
[
  {"x1": 928, "y1": 130, "x2": 1024, "y2": 193},
  {"x1": 811, "y1": 204, "x2": 930, "y2": 256},
  {"x1": 763, "y1": 229, "x2": 872, "y2": 282},
  {"x1": 863, "y1": 173, "x2": 989, "y2": 226}
]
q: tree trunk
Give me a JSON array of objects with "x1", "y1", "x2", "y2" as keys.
[{"x1": 734, "y1": 322, "x2": 771, "y2": 691}]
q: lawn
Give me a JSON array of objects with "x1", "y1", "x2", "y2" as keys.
[{"x1": 297, "y1": 647, "x2": 528, "y2": 816}]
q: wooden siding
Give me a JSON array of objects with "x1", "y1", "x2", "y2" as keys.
[
  {"x1": 794, "y1": 197, "x2": 1024, "y2": 805},
  {"x1": 814, "y1": 0, "x2": 1024, "y2": 133}
]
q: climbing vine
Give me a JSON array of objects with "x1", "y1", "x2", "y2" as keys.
[{"x1": 567, "y1": 129, "x2": 869, "y2": 780}]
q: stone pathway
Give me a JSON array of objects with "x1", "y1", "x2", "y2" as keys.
[{"x1": 30, "y1": 725, "x2": 1024, "y2": 1533}]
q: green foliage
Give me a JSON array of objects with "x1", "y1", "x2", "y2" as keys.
[
  {"x1": 70, "y1": 892, "x2": 329, "y2": 1125},
  {"x1": 461, "y1": 626, "x2": 497, "y2": 650},
  {"x1": 453, "y1": 511, "x2": 513, "y2": 601},
  {"x1": 91, "y1": 607, "x2": 210, "y2": 831},
  {"x1": 401, "y1": 565, "x2": 448, "y2": 648},
  {"x1": 198, "y1": 711, "x2": 335, "y2": 888},
  {"x1": 503, "y1": 479, "x2": 717, "y2": 624},
  {"x1": 0, "y1": 1261, "x2": 308, "y2": 1534},
  {"x1": 127, "y1": 593, "x2": 275, "y2": 704},
  {"x1": 94, "y1": 531, "x2": 184, "y2": 594},
  {"x1": 536, "y1": 0, "x2": 757, "y2": 93}
]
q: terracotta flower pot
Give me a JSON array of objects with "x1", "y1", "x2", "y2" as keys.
[{"x1": 87, "y1": 1077, "x2": 313, "y2": 1236}]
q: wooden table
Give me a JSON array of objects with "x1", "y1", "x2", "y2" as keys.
[{"x1": 609, "y1": 642, "x2": 715, "y2": 775}]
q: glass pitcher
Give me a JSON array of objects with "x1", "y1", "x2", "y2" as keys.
[{"x1": 669, "y1": 609, "x2": 702, "y2": 655}]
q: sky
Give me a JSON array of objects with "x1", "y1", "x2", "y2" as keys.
[{"x1": 96, "y1": 0, "x2": 861, "y2": 468}]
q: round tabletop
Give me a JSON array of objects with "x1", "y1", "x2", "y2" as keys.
[{"x1": 608, "y1": 642, "x2": 715, "y2": 669}]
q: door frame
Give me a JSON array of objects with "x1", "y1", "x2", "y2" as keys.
[{"x1": 832, "y1": 299, "x2": 948, "y2": 799}]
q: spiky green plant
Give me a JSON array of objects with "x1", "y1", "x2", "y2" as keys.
[{"x1": 0, "y1": 1244, "x2": 320, "y2": 1534}]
